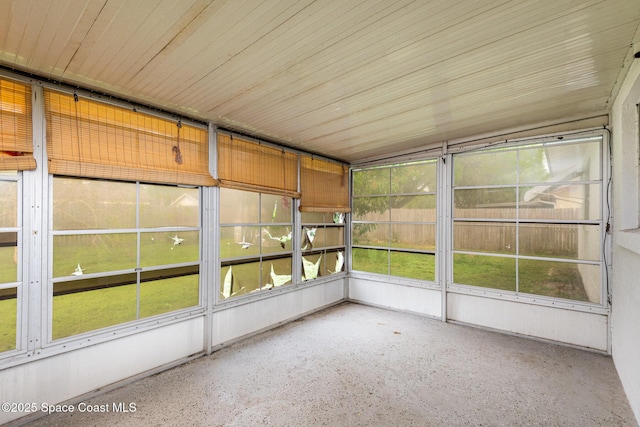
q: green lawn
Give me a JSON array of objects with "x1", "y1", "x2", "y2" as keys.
[
  {"x1": 1, "y1": 237, "x2": 591, "y2": 352},
  {"x1": 0, "y1": 232, "x2": 201, "y2": 349},
  {"x1": 0, "y1": 297, "x2": 17, "y2": 352},
  {"x1": 52, "y1": 275, "x2": 199, "y2": 340},
  {"x1": 353, "y1": 250, "x2": 589, "y2": 302}
]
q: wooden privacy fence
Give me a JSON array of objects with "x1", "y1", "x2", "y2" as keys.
[{"x1": 357, "y1": 208, "x2": 584, "y2": 257}]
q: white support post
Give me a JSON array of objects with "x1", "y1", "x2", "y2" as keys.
[
  {"x1": 439, "y1": 141, "x2": 450, "y2": 322},
  {"x1": 24, "y1": 83, "x2": 47, "y2": 351}
]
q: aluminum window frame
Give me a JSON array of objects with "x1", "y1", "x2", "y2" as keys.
[
  {"x1": 351, "y1": 159, "x2": 439, "y2": 283},
  {"x1": 300, "y1": 211, "x2": 347, "y2": 282},
  {"x1": 218, "y1": 189, "x2": 295, "y2": 301},
  {"x1": 0, "y1": 171, "x2": 23, "y2": 355},
  {"x1": 47, "y1": 176, "x2": 204, "y2": 343},
  {"x1": 448, "y1": 132, "x2": 609, "y2": 309}
]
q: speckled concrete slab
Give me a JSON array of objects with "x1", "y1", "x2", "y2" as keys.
[{"x1": 22, "y1": 302, "x2": 637, "y2": 426}]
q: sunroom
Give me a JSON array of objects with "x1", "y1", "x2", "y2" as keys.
[{"x1": 0, "y1": 1, "x2": 639, "y2": 425}]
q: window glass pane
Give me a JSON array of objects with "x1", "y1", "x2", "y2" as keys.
[
  {"x1": 52, "y1": 280, "x2": 137, "y2": 339},
  {"x1": 302, "y1": 226, "x2": 321, "y2": 250},
  {"x1": 390, "y1": 251, "x2": 435, "y2": 281},
  {"x1": 517, "y1": 146, "x2": 550, "y2": 184},
  {"x1": 518, "y1": 259, "x2": 599, "y2": 303},
  {"x1": 454, "y1": 222, "x2": 515, "y2": 254},
  {"x1": 220, "y1": 226, "x2": 260, "y2": 258},
  {"x1": 0, "y1": 288, "x2": 17, "y2": 352},
  {"x1": 454, "y1": 149, "x2": 517, "y2": 186},
  {"x1": 52, "y1": 233, "x2": 137, "y2": 277},
  {"x1": 302, "y1": 253, "x2": 322, "y2": 281},
  {"x1": 140, "y1": 184, "x2": 199, "y2": 228},
  {"x1": 352, "y1": 248, "x2": 388, "y2": 274},
  {"x1": 261, "y1": 194, "x2": 292, "y2": 223},
  {"x1": 324, "y1": 226, "x2": 344, "y2": 248},
  {"x1": 222, "y1": 261, "x2": 261, "y2": 297},
  {"x1": 0, "y1": 181, "x2": 17, "y2": 228},
  {"x1": 51, "y1": 178, "x2": 202, "y2": 338},
  {"x1": 453, "y1": 253, "x2": 516, "y2": 291},
  {"x1": 332, "y1": 212, "x2": 345, "y2": 224},
  {"x1": 454, "y1": 188, "x2": 517, "y2": 218},
  {"x1": 262, "y1": 226, "x2": 292, "y2": 253},
  {"x1": 391, "y1": 162, "x2": 436, "y2": 194},
  {"x1": 140, "y1": 274, "x2": 199, "y2": 318},
  {"x1": 352, "y1": 223, "x2": 389, "y2": 247},
  {"x1": 0, "y1": 233, "x2": 18, "y2": 283},
  {"x1": 53, "y1": 178, "x2": 136, "y2": 230},
  {"x1": 220, "y1": 188, "x2": 259, "y2": 224},
  {"x1": 391, "y1": 195, "x2": 436, "y2": 222},
  {"x1": 352, "y1": 168, "x2": 390, "y2": 195},
  {"x1": 263, "y1": 257, "x2": 292, "y2": 289},
  {"x1": 324, "y1": 250, "x2": 345, "y2": 275},
  {"x1": 141, "y1": 231, "x2": 199, "y2": 267},
  {"x1": 352, "y1": 196, "x2": 389, "y2": 221},
  {"x1": 220, "y1": 263, "x2": 255, "y2": 299},
  {"x1": 519, "y1": 224, "x2": 600, "y2": 261},
  {"x1": 519, "y1": 184, "x2": 601, "y2": 221},
  {"x1": 301, "y1": 212, "x2": 324, "y2": 224},
  {"x1": 519, "y1": 140, "x2": 601, "y2": 184},
  {"x1": 391, "y1": 224, "x2": 435, "y2": 251}
]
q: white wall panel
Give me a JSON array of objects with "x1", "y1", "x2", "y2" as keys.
[
  {"x1": 610, "y1": 247, "x2": 640, "y2": 422},
  {"x1": 210, "y1": 280, "x2": 345, "y2": 348},
  {"x1": 611, "y1": 55, "x2": 640, "y2": 423},
  {"x1": 446, "y1": 293, "x2": 608, "y2": 351},
  {"x1": 348, "y1": 277, "x2": 441, "y2": 318},
  {"x1": 0, "y1": 318, "x2": 205, "y2": 425}
]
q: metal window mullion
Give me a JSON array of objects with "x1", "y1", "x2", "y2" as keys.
[
  {"x1": 12, "y1": 171, "x2": 24, "y2": 352},
  {"x1": 50, "y1": 228, "x2": 141, "y2": 236},
  {"x1": 441, "y1": 149, "x2": 452, "y2": 322},
  {"x1": 206, "y1": 185, "x2": 218, "y2": 354},
  {"x1": 454, "y1": 179, "x2": 601, "y2": 191},
  {"x1": 601, "y1": 133, "x2": 611, "y2": 309},
  {"x1": 452, "y1": 217, "x2": 600, "y2": 225},
  {"x1": 453, "y1": 183, "x2": 518, "y2": 191},
  {"x1": 257, "y1": 194, "x2": 264, "y2": 289},
  {"x1": 451, "y1": 249, "x2": 601, "y2": 265},
  {"x1": 135, "y1": 183, "x2": 141, "y2": 320},
  {"x1": 386, "y1": 169, "x2": 391, "y2": 275},
  {"x1": 516, "y1": 150, "x2": 521, "y2": 294}
]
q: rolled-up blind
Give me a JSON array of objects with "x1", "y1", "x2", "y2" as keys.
[
  {"x1": 300, "y1": 155, "x2": 350, "y2": 212},
  {"x1": 44, "y1": 89, "x2": 216, "y2": 186},
  {"x1": 0, "y1": 78, "x2": 35, "y2": 171},
  {"x1": 217, "y1": 132, "x2": 299, "y2": 197}
]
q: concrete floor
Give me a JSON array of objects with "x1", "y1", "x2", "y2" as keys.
[{"x1": 22, "y1": 302, "x2": 637, "y2": 426}]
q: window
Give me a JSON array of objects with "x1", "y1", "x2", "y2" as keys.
[
  {"x1": 301, "y1": 212, "x2": 345, "y2": 281},
  {"x1": 0, "y1": 171, "x2": 20, "y2": 352},
  {"x1": 0, "y1": 77, "x2": 32, "y2": 354},
  {"x1": 219, "y1": 188, "x2": 293, "y2": 299},
  {"x1": 452, "y1": 136, "x2": 604, "y2": 303},
  {"x1": 51, "y1": 178, "x2": 201, "y2": 339},
  {"x1": 352, "y1": 160, "x2": 438, "y2": 281}
]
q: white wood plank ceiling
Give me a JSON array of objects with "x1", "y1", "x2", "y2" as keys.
[{"x1": 1, "y1": 0, "x2": 639, "y2": 163}]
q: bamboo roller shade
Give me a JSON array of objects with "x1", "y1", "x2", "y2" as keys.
[
  {"x1": 0, "y1": 78, "x2": 35, "y2": 171},
  {"x1": 44, "y1": 89, "x2": 216, "y2": 186},
  {"x1": 217, "y1": 132, "x2": 299, "y2": 198},
  {"x1": 300, "y1": 155, "x2": 350, "y2": 212}
]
